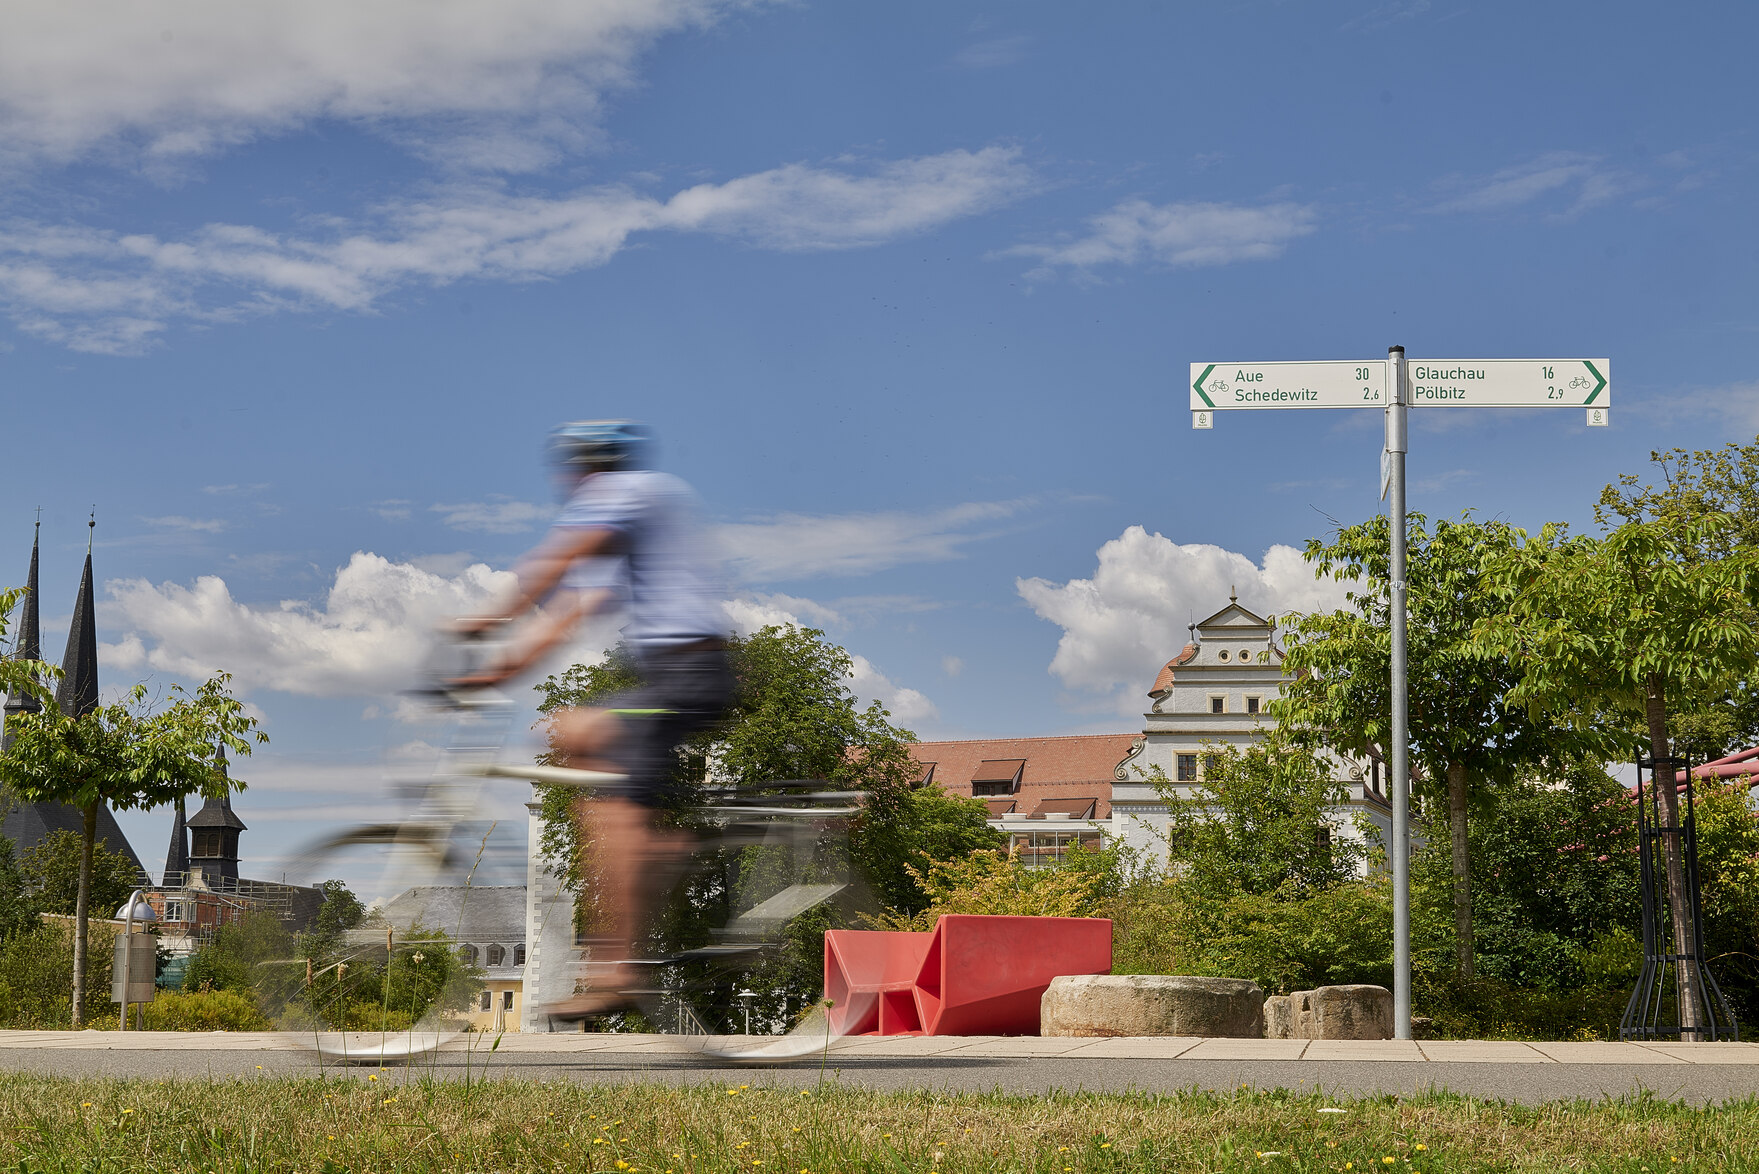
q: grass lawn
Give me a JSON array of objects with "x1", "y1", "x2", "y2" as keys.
[{"x1": 0, "y1": 1074, "x2": 1749, "y2": 1173}]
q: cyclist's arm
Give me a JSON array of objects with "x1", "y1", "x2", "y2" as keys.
[
  {"x1": 474, "y1": 586, "x2": 612, "y2": 683},
  {"x1": 463, "y1": 524, "x2": 623, "y2": 628}
]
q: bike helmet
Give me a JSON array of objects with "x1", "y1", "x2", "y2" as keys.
[{"x1": 547, "y1": 419, "x2": 652, "y2": 475}]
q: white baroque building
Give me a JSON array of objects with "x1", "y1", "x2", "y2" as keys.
[{"x1": 1109, "y1": 594, "x2": 1391, "y2": 863}]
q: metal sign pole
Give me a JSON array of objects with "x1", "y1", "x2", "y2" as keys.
[{"x1": 1385, "y1": 345, "x2": 1411, "y2": 1041}]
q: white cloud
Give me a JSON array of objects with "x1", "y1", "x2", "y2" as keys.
[
  {"x1": 941, "y1": 655, "x2": 963, "y2": 678},
  {"x1": 1016, "y1": 526, "x2": 1351, "y2": 713},
  {"x1": 431, "y1": 499, "x2": 548, "y2": 534},
  {"x1": 0, "y1": 147, "x2": 1034, "y2": 353},
  {"x1": 0, "y1": 0, "x2": 754, "y2": 169},
  {"x1": 721, "y1": 597, "x2": 937, "y2": 726},
  {"x1": 719, "y1": 498, "x2": 1029, "y2": 581},
  {"x1": 100, "y1": 551, "x2": 515, "y2": 697},
  {"x1": 1010, "y1": 198, "x2": 1315, "y2": 278},
  {"x1": 1429, "y1": 152, "x2": 1628, "y2": 217}
]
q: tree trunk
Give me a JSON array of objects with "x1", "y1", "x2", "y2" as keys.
[
  {"x1": 1643, "y1": 673, "x2": 1702, "y2": 1036},
  {"x1": 71, "y1": 800, "x2": 96, "y2": 1028},
  {"x1": 1447, "y1": 760, "x2": 1474, "y2": 980}
]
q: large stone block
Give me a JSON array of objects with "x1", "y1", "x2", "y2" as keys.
[
  {"x1": 1041, "y1": 974, "x2": 1264, "y2": 1038},
  {"x1": 1289, "y1": 984, "x2": 1393, "y2": 1040},
  {"x1": 1263, "y1": 994, "x2": 1294, "y2": 1040}
]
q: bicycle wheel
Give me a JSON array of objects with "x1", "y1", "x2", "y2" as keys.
[{"x1": 614, "y1": 783, "x2": 882, "y2": 1062}]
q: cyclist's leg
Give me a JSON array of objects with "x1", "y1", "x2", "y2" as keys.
[{"x1": 547, "y1": 644, "x2": 731, "y2": 1012}]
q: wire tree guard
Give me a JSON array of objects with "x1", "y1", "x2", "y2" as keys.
[{"x1": 1620, "y1": 754, "x2": 1739, "y2": 1042}]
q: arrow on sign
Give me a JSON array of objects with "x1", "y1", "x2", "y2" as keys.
[
  {"x1": 1583, "y1": 361, "x2": 1607, "y2": 404},
  {"x1": 1192, "y1": 364, "x2": 1217, "y2": 408}
]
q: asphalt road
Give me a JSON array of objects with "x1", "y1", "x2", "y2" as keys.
[{"x1": 3, "y1": 1044, "x2": 1757, "y2": 1106}]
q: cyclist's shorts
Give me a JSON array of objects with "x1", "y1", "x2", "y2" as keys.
[{"x1": 601, "y1": 643, "x2": 733, "y2": 808}]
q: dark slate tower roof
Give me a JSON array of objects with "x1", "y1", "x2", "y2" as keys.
[
  {"x1": 163, "y1": 795, "x2": 188, "y2": 885},
  {"x1": 2, "y1": 520, "x2": 43, "y2": 752},
  {"x1": 54, "y1": 520, "x2": 98, "y2": 719},
  {"x1": 186, "y1": 793, "x2": 247, "y2": 831},
  {"x1": 0, "y1": 517, "x2": 147, "y2": 880}
]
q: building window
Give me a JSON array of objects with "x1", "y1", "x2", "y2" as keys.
[
  {"x1": 487, "y1": 944, "x2": 506, "y2": 967},
  {"x1": 480, "y1": 990, "x2": 492, "y2": 1012},
  {"x1": 1217, "y1": 649, "x2": 1229, "y2": 662},
  {"x1": 1239, "y1": 649, "x2": 1252, "y2": 662},
  {"x1": 459, "y1": 944, "x2": 479, "y2": 966},
  {"x1": 972, "y1": 780, "x2": 1013, "y2": 797},
  {"x1": 1010, "y1": 830, "x2": 1100, "y2": 870},
  {"x1": 1203, "y1": 755, "x2": 1220, "y2": 779},
  {"x1": 502, "y1": 990, "x2": 515, "y2": 1011},
  {"x1": 1177, "y1": 754, "x2": 1198, "y2": 782},
  {"x1": 163, "y1": 900, "x2": 187, "y2": 922},
  {"x1": 1210, "y1": 696, "x2": 1226, "y2": 714},
  {"x1": 513, "y1": 944, "x2": 526, "y2": 966},
  {"x1": 1245, "y1": 695, "x2": 1261, "y2": 715}
]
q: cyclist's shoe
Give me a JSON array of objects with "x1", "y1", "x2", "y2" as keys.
[{"x1": 539, "y1": 989, "x2": 643, "y2": 1023}]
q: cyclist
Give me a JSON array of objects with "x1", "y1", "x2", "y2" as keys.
[{"x1": 452, "y1": 420, "x2": 732, "y2": 1018}]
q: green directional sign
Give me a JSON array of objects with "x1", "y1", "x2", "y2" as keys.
[
  {"x1": 1406, "y1": 359, "x2": 1608, "y2": 408},
  {"x1": 1189, "y1": 360, "x2": 1385, "y2": 411}
]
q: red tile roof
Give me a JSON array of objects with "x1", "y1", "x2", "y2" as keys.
[
  {"x1": 909, "y1": 733, "x2": 1137, "y2": 818},
  {"x1": 1149, "y1": 644, "x2": 1198, "y2": 698}
]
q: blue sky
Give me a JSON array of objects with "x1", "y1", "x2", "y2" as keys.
[{"x1": 3, "y1": 0, "x2": 1756, "y2": 892}]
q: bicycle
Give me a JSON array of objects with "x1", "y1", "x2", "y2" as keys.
[{"x1": 267, "y1": 632, "x2": 878, "y2": 1064}]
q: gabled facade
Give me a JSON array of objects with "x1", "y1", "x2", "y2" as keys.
[{"x1": 1113, "y1": 593, "x2": 1389, "y2": 861}]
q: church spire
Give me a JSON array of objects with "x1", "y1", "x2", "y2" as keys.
[
  {"x1": 55, "y1": 514, "x2": 98, "y2": 719},
  {"x1": 163, "y1": 795, "x2": 189, "y2": 885},
  {"x1": 3, "y1": 518, "x2": 44, "y2": 752}
]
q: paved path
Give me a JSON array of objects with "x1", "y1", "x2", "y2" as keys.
[{"x1": 2, "y1": 1032, "x2": 1756, "y2": 1106}]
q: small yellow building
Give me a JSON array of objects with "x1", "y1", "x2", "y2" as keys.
[{"x1": 380, "y1": 885, "x2": 526, "y2": 1032}]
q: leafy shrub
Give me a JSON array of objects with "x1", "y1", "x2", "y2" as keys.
[
  {"x1": 138, "y1": 989, "x2": 272, "y2": 1031},
  {"x1": 0, "y1": 920, "x2": 117, "y2": 1028},
  {"x1": 867, "y1": 845, "x2": 1113, "y2": 931}
]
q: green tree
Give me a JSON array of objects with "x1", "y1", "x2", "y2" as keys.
[
  {"x1": 1598, "y1": 438, "x2": 1759, "y2": 759},
  {"x1": 18, "y1": 829, "x2": 141, "y2": 920},
  {"x1": 1474, "y1": 509, "x2": 1759, "y2": 1034},
  {"x1": 533, "y1": 626, "x2": 999, "y2": 920},
  {"x1": 305, "y1": 879, "x2": 367, "y2": 949},
  {"x1": 0, "y1": 675, "x2": 265, "y2": 1024},
  {"x1": 1277, "y1": 512, "x2": 1599, "y2": 978},
  {"x1": 1150, "y1": 734, "x2": 1367, "y2": 900},
  {"x1": 0, "y1": 837, "x2": 34, "y2": 940}
]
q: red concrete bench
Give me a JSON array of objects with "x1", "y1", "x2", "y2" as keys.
[{"x1": 825, "y1": 914, "x2": 1112, "y2": 1036}]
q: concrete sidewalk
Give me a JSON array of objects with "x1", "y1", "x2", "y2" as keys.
[{"x1": 1, "y1": 1031, "x2": 1755, "y2": 1105}]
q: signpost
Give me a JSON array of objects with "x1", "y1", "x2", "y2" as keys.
[{"x1": 1188, "y1": 348, "x2": 1609, "y2": 1040}]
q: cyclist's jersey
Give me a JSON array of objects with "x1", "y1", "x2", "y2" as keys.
[{"x1": 555, "y1": 469, "x2": 725, "y2": 654}]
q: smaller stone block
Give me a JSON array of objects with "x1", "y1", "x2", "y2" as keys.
[
  {"x1": 1041, "y1": 974, "x2": 1264, "y2": 1038},
  {"x1": 1291, "y1": 984, "x2": 1393, "y2": 1040},
  {"x1": 1263, "y1": 994, "x2": 1293, "y2": 1040}
]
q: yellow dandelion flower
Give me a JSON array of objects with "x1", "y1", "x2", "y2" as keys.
[
  {"x1": 122, "y1": 1109, "x2": 134, "y2": 1114},
  {"x1": 727, "y1": 1090, "x2": 740, "y2": 1096},
  {"x1": 1384, "y1": 1160, "x2": 1396, "y2": 1166},
  {"x1": 327, "y1": 1137, "x2": 335, "y2": 1142},
  {"x1": 740, "y1": 1085, "x2": 749, "y2": 1090},
  {"x1": 1101, "y1": 1143, "x2": 1112, "y2": 1149},
  {"x1": 368, "y1": 1075, "x2": 378, "y2": 1082},
  {"x1": 81, "y1": 1103, "x2": 92, "y2": 1108},
  {"x1": 1414, "y1": 1145, "x2": 1427, "y2": 1152},
  {"x1": 799, "y1": 1091, "x2": 811, "y2": 1097},
  {"x1": 793, "y1": 1128, "x2": 802, "y2": 1133},
  {"x1": 255, "y1": 1065, "x2": 263, "y2": 1070},
  {"x1": 753, "y1": 1162, "x2": 763, "y2": 1167},
  {"x1": 616, "y1": 1162, "x2": 631, "y2": 1170}
]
